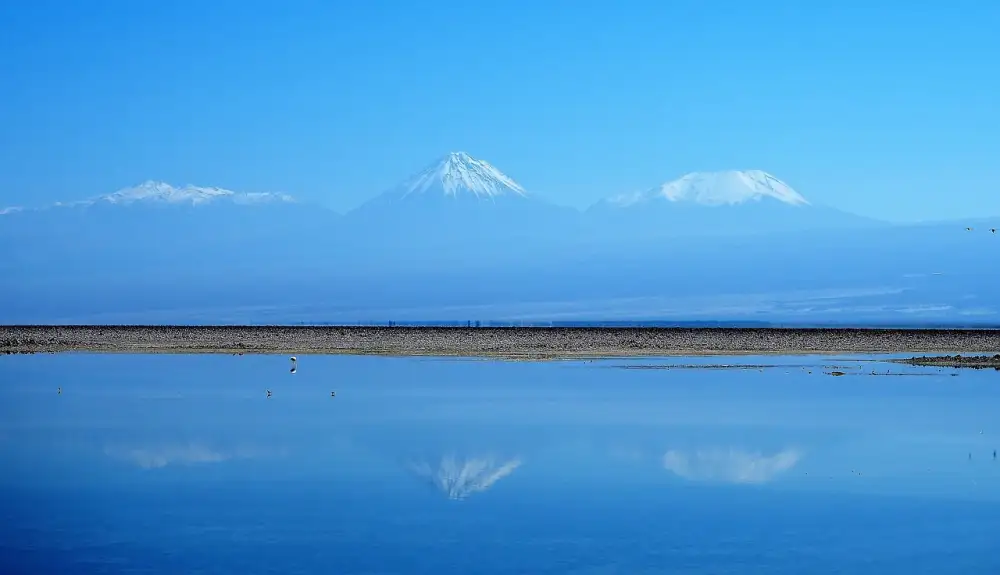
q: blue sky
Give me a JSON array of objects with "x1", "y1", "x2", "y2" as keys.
[{"x1": 1, "y1": 0, "x2": 998, "y2": 222}]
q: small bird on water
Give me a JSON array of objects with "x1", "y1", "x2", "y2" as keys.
[
  {"x1": 57, "y1": 387, "x2": 61, "y2": 395},
  {"x1": 331, "y1": 391, "x2": 336, "y2": 397},
  {"x1": 266, "y1": 389, "x2": 272, "y2": 398}
]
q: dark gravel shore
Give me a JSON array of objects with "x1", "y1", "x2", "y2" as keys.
[
  {"x1": 3, "y1": 326, "x2": 1000, "y2": 358},
  {"x1": 896, "y1": 354, "x2": 1000, "y2": 369}
]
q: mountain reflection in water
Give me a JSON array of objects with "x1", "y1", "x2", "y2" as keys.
[{"x1": 408, "y1": 456, "x2": 522, "y2": 500}]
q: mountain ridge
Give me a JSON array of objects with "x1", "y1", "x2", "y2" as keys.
[{"x1": 2, "y1": 180, "x2": 298, "y2": 214}]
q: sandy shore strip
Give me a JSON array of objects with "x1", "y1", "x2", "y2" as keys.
[{"x1": 3, "y1": 325, "x2": 1000, "y2": 359}]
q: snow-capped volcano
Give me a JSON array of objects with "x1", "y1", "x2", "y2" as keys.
[
  {"x1": 586, "y1": 169, "x2": 877, "y2": 238},
  {"x1": 607, "y1": 170, "x2": 808, "y2": 208},
  {"x1": 382, "y1": 151, "x2": 528, "y2": 202},
  {"x1": 344, "y1": 151, "x2": 578, "y2": 259},
  {"x1": 408, "y1": 455, "x2": 522, "y2": 500}
]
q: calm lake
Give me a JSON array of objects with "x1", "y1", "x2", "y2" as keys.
[{"x1": 1, "y1": 353, "x2": 998, "y2": 574}]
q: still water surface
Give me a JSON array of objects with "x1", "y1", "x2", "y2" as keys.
[{"x1": 1, "y1": 353, "x2": 999, "y2": 574}]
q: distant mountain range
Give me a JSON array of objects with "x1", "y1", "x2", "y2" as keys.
[
  {"x1": 0, "y1": 151, "x2": 883, "y2": 267},
  {"x1": 2, "y1": 152, "x2": 999, "y2": 324},
  {"x1": 2, "y1": 151, "x2": 879, "y2": 231}
]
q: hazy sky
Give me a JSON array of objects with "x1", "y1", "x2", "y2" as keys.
[{"x1": 1, "y1": 0, "x2": 998, "y2": 222}]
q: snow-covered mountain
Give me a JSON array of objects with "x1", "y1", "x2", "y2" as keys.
[
  {"x1": 607, "y1": 170, "x2": 808, "y2": 208},
  {"x1": 88, "y1": 180, "x2": 297, "y2": 206},
  {"x1": 390, "y1": 151, "x2": 528, "y2": 201},
  {"x1": 3, "y1": 181, "x2": 297, "y2": 214},
  {"x1": 353, "y1": 151, "x2": 534, "y2": 210},
  {"x1": 344, "y1": 151, "x2": 581, "y2": 265},
  {"x1": 96, "y1": 180, "x2": 296, "y2": 206},
  {"x1": 0, "y1": 180, "x2": 339, "y2": 283},
  {"x1": 587, "y1": 169, "x2": 879, "y2": 239}
]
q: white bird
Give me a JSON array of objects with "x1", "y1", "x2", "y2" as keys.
[{"x1": 290, "y1": 356, "x2": 297, "y2": 374}]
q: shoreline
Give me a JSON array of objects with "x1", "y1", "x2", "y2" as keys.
[
  {"x1": 3, "y1": 325, "x2": 1000, "y2": 360},
  {"x1": 894, "y1": 354, "x2": 1000, "y2": 369}
]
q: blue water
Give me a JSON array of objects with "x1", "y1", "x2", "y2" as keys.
[{"x1": 1, "y1": 353, "x2": 999, "y2": 574}]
